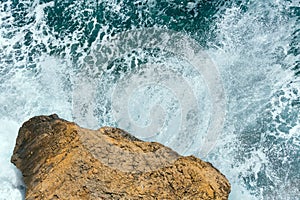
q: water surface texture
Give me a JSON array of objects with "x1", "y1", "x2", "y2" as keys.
[{"x1": 0, "y1": 0, "x2": 299, "y2": 199}]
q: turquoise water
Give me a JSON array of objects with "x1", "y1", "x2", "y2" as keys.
[{"x1": 0, "y1": 0, "x2": 299, "y2": 199}]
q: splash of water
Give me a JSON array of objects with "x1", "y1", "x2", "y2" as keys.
[{"x1": 0, "y1": 0, "x2": 299, "y2": 199}]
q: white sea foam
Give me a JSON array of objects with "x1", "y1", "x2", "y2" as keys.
[
  {"x1": 0, "y1": 0, "x2": 299, "y2": 199},
  {"x1": 0, "y1": 119, "x2": 24, "y2": 200}
]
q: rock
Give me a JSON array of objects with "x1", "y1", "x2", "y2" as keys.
[{"x1": 11, "y1": 114, "x2": 230, "y2": 199}]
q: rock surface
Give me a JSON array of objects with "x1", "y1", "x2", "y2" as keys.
[{"x1": 11, "y1": 114, "x2": 230, "y2": 199}]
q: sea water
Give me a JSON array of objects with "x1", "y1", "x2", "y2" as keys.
[{"x1": 0, "y1": 0, "x2": 299, "y2": 199}]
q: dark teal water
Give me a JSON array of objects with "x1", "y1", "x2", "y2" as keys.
[{"x1": 0, "y1": 0, "x2": 299, "y2": 199}]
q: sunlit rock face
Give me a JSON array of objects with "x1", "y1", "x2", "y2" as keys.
[{"x1": 11, "y1": 114, "x2": 230, "y2": 199}]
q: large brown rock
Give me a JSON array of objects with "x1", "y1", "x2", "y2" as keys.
[{"x1": 11, "y1": 114, "x2": 230, "y2": 199}]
